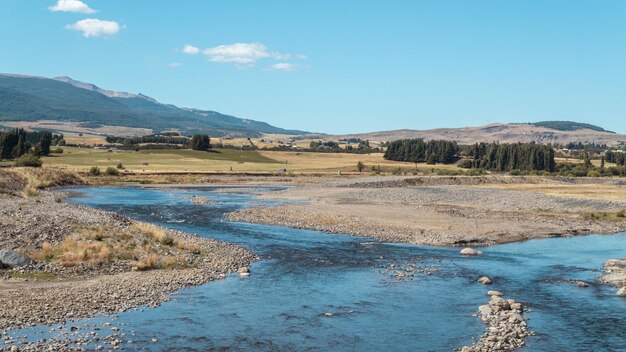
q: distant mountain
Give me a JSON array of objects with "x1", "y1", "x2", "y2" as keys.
[
  {"x1": 323, "y1": 122, "x2": 626, "y2": 146},
  {"x1": 53, "y1": 76, "x2": 159, "y2": 102},
  {"x1": 0, "y1": 74, "x2": 307, "y2": 137}
]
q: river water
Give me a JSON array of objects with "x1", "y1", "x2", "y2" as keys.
[{"x1": 13, "y1": 186, "x2": 626, "y2": 351}]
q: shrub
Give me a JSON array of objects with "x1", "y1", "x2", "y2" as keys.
[
  {"x1": 54, "y1": 196, "x2": 62, "y2": 203},
  {"x1": 51, "y1": 148, "x2": 64, "y2": 154},
  {"x1": 617, "y1": 209, "x2": 625, "y2": 218},
  {"x1": 14, "y1": 154, "x2": 43, "y2": 167},
  {"x1": 116, "y1": 163, "x2": 124, "y2": 169},
  {"x1": 105, "y1": 167, "x2": 120, "y2": 176},
  {"x1": 89, "y1": 167, "x2": 101, "y2": 176}
]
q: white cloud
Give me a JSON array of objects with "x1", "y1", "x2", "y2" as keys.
[
  {"x1": 182, "y1": 45, "x2": 200, "y2": 55},
  {"x1": 270, "y1": 63, "x2": 297, "y2": 71},
  {"x1": 168, "y1": 62, "x2": 183, "y2": 68},
  {"x1": 49, "y1": 0, "x2": 96, "y2": 13},
  {"x1": 201, "y1": 43, "x2": 275, "y2": 64},
  {"x1": 66, "y1": 18, "x2": 121, "y2": 37},
  {"x1": 182, "y1": 42, "x2": 306, "y2": 69}
]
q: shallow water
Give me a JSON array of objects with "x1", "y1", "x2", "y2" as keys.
[{"x1": 12, "y1": 186, "x2": 626, "y2": 351}]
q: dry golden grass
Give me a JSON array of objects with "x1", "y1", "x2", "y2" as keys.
[
  {"x1": 477, "y1": 183, "x2": 626, "y2": 202},
  {"x1": 0, "y1": 167, "x2": 83, "y2": 197},
  {"x1": 30, "y1": 224, "x2": 199, "y2": 271}
]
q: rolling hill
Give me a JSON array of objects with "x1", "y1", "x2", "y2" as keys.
[
  {"x1": 320, "y1": 122, "x2": 626, "y2": 146},
  {"x1": 0, "y1": 74, "x2": 307, "y2": 137}
]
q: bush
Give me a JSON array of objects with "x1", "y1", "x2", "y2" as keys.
[
  {"x1": 51, "y1": 148, "x2": 64, "y2": 154},
  {"x1": 617, "y1": 209, "x2": 625, "y2": 218},
  {"x1": 105, "y1": 167, "x2": 120, "y2": 176},
  {"x1": 116, "y1": 163, "x2": 124, "y2": 169},
  {"x1": 89, "y1": 166, "x2": 101, "y2": 176},
  {"x1": 14, "y1": 154, "x2": 43, "y2": 167}
]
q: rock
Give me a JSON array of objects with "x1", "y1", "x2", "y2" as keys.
[
  {"x1": 0, "y1": 249, "x2": 35, "y2": 268},
  {"x1": 575, "y1": 281, "x2": 589, "y2": 288},
  {"x1": 460, "y1": 248, "x2": 482, "y2": 256},
  {"x1": 478, "y1": 276, "x2": 492, "y2": 285},
  {"x1": 487, "y1": 290, "x2": 502, "y2": 297},
  {"x1": 617, "y1": 287, "x2": 626, "y2": 297},
  {"x1": 238, "y1": 267, "x2": 250, "y2": 276},
  {"x1": 510, "y1": 303, "x2": 522, "y2": 311}
]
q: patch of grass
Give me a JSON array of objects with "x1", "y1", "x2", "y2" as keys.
[
  {"x1": 583, "y1": 211, "x2": 626, "y2": 221},
  {"x1": 8, "y1": 272, "x2": 58, "y2": 280},
  {"x1": 30, "y1": 224, "x2": 198, "y2": 270}
]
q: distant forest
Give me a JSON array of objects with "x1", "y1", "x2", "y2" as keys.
[
  {"x1": 384, "y1": 138, "x2": 557, "y2": 172},
  {"x1": 0, "y1": 129, "x2": 58, "y2": 160},
  {"x1": 461, "y1": 142, "x2": 556, "y2": 172},
  {"x1": 384, "y1": 139, "x2": 459, "y2": 164}
]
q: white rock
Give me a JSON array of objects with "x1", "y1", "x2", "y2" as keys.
[
  {"x1": 478, "y1": 276, "x2": 492, "y2": 285},
  {"x1": 617, "y1": 287, "x2": 626, "y2": 297},
  {"x1": 460, "y1": 248, "x2": 483, "y2": 256}
]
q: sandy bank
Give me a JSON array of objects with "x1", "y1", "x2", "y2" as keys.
[{"x1": 226, "y1": 176, "x2": 626, "y2": 246}]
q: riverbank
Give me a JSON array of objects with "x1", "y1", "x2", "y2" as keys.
[
  {"x1": 226, "y1": 175, "x2": 626, "y2": 246},
  {"x1": 0, "y1": 169, "x2": 256, "y2": 332}
]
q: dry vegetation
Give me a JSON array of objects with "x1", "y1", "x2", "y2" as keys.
[
  {"x1": 0, "y1": 167, "x2": 83, "y2": 197},
  {"x1": 29, "y1": 223, "x2": 204, "y2": 272}
]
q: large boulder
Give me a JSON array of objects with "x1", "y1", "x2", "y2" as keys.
[
  {"x1": 0, "y1": 250, "x2": 35, "y2": 268},
  {"x1": 460, "y1": 248, "x2": 482, "y2": 256},
  {"x1": 617, "y1": 287, "x2": 626, "y2": 297}
]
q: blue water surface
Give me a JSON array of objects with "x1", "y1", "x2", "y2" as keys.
[{"x1": 12, "y1": 186, "x2": 626, "y2": 351}]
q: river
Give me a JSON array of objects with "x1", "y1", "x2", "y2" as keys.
[{"x1": 12, "y1": 186, "x2": 626, "y2": 351}]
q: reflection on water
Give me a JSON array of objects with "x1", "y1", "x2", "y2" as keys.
[{"x1": 13, "y1": 186, "x2": 626, "y2": 351}]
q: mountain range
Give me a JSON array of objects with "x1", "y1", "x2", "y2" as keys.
[
  {"x1": 0, "y1": 74, "x2": 306, "y2": 137},
  {"x1": 1, "y1": 73, "x2": 624, "y2": 146}
]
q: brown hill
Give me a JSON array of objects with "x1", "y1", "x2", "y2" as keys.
[{"x1": 325, "y1": 123, "x2": 626, "y2": 146}]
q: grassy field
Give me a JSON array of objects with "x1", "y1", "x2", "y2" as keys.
[{"x1": 38, "y1": 147, "x2": 427, "y2": 174}]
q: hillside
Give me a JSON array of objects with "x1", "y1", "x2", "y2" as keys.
[
  {"x1": 0, "y1": 74, "x2": 307, "y2": 137},
  {"x1": 323, "y1": 122, "x2": 626, "y2": 146}
]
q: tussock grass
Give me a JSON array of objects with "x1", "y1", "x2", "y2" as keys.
[
  {"x1": 30, "y1": 224, "x2": 199, "y2": 271},
  {"x1": 582, "y1": 210, "x2": 626, "y2": 221},
  {"x1": 0, "y1": 168, "x2": 83, "y2": 197}
]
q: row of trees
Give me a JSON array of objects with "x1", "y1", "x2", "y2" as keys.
[
  {"x1": 384, "y1": 139, "x2": 459, "y2": 164},
  {"x1": 0, "y1": 129, "x2": 54, "y2": 160},
  {"x1": 105, "y1": 135, "x2": 190, "y2": 146},
  {"x1": 462, "y1": 142, "x2": 556, "y2": 172}
]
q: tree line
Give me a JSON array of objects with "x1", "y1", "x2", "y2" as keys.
[
  {"x1": 384, "y1": 139, "x2": 459, "y2": 164},
  {"x1": 105, "y1": 135, "x2": 190, "y2": 146},
  {"x1": 462, "y1": 142, "x2": 556, "y2": 172},
  {"x1": 0, "y1": 129, "x2": 55, "y2": 160}
]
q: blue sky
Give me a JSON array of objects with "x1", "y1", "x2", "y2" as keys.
[{"x1": 1, "y1": 0, "x2": 626, "y2": 134}]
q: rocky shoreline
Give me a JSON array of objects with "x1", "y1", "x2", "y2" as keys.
[
  {"x1": 226, "y1": 176, "x2": 626, "y2": 246},
  {"x1": 0, "y1": 187, "x2": 256, "y2": 350}
]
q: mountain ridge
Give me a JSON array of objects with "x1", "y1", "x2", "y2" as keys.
[
  {"x1": 0, "y1": 73, "x2": 308, "y2": 137},
  {"x1": 319, "y1": 122, "x2": 626, "y2": 146}
]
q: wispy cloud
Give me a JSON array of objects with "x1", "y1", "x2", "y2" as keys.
[
  {"x1": 168, "y1": 62, "x2": 183, "y2": 68},
  {"x1": 66, "y1": 19, "x2": 122, "y2": 38},
  {"x1": 182, "y1": 45, "x2": 200, "y2": 55},
  {"x1": 270, "y1": 63, "x2": 298, "y2": 71},
  {"x1": 182, "y1": 42, "x2": 306, "y2": 68},
  {"x1": 49, "y1": 0, "x2": 96, "y2": 14}
]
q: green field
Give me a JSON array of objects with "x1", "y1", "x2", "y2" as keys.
[{"x1": 38, "y1": 147, "x2": 283, "y2": 173}]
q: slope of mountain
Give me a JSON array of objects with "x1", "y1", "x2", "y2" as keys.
[
  {"x1": 0, "y1": 74, "x2": 307, "y2": 137},
  {"x1": 325, "y1": 123, "x2": 626, "y2": 146}
]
